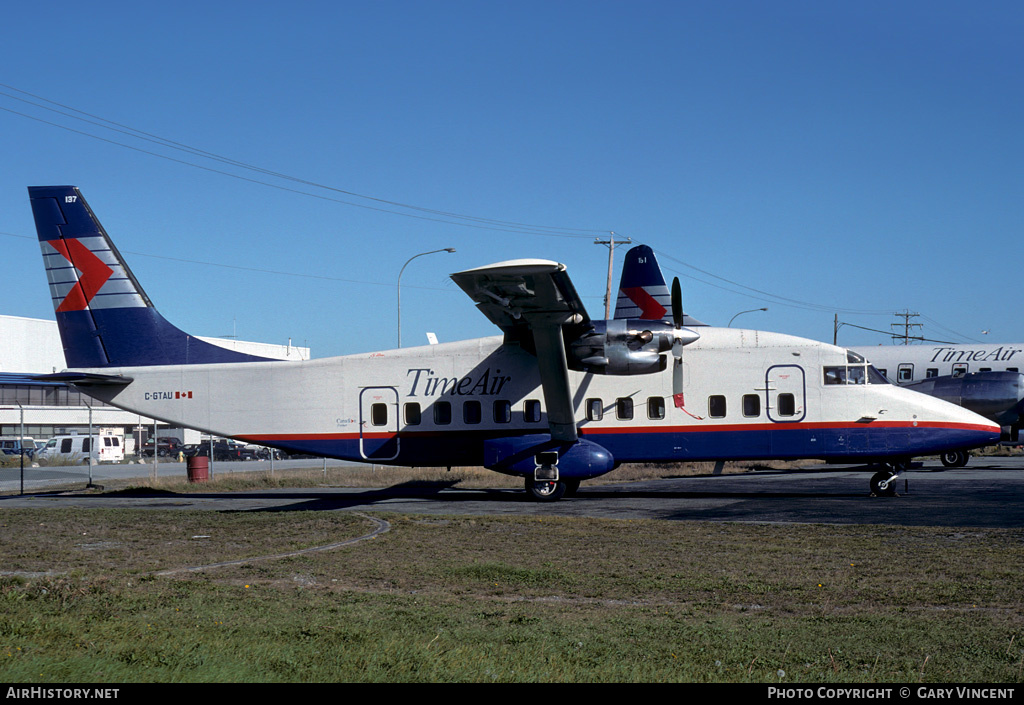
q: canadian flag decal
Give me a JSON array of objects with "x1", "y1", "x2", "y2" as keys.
[{"x1": 48, "y1": 239, "x2": 114, "y2": 312}]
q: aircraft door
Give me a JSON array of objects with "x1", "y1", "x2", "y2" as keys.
[
  {"x1": 359, "y1": 386, "x2": 400, "y2": 461},
  {"x1": 765, "y1": 365, "x2": 806, "y2": 423}
]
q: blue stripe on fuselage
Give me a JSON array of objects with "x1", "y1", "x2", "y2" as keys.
[{"x1": 242, "y1": 423, "x2": 998, "y2": 475}]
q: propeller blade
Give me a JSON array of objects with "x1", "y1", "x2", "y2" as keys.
[
  {"x1": 670, "y1": 277, "x2": 686, "y2": 407},
  {"x1": 671, "y1": 277, "x2": 683, "y2": 329},
  {"x1": 672, "y1": 355, "x2": 685, "y2": 408}
]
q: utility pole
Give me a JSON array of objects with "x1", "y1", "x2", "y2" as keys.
[
  {"x1": 594, "y1": 233, "x2": 631, "y2": 319},
  {"x1": 891, "y1": 309, "x2": 923, "y2": 345}
]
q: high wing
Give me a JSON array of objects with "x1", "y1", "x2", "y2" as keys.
[{"x1": 451, "y1": 259, "x2": 591, "y2": 442}]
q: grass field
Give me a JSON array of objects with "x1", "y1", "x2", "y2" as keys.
[{"x1": 1, "y1": 494, "x2": 1023, "y2": 683}]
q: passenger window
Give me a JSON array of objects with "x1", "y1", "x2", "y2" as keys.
[
  {"x1": 926, "y1": 368, "x2": 938, "y2": 378},
  {"x1": 980, "y1": 367, "x2": 992, "y2": 373},
  {"x1": 616, "y1": 398, "x2": 633, "y2": 420},
  {"x1": 82, "y1": 438, "x2": 91, "y2": 453},
  {"x1": 952, "y1": 364, "x2": 968, "y2": 378},
  {"x1": 1009, "y1": 368, "x2": 1019, "y2": 373},
  {"x1": 777, "y1": 393, "x2": 795, "y2": 417},
  {"x1": 370, "y1": 403, "x2": 388, "y2": 426},
  {"x1": 464, "y1": 400, "x2": 481, "y2": 424},
  {"x1": 586, "y1": 398, "x2": 603, "y2": 422},
  {"x1": 404, "y1": 402, "x2": 421, "y2": 426},
  {"x1": 742, "y1": 394, "x2": 760, "y2": 417},
  {"x1": 524, "y1": 400, "x2": 541, "y2": 423},
  {"x1": 61, "y1": 438, "x2": 73, "y2": 453},
  {"x1": 493, "y1": 400, "x2": 511, "y2": 424},
  {"x1": 647, "y1": 397, "x2": 665, "y2": 420},
  {"x1": 434, "y1": 401, "x2": 452, "y2": 425},
  {"x1": 897, "y1": 364, "x2": 914, "y2": 382},
  {"x1": 708, "y1": 395, "x2": 726, "y2": 418}
]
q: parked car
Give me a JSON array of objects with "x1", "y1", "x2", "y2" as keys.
[
  {"x1": 251, "y1": 445, "x2": 284, "y2": 460},
  {"x1": 186, "y1": 440, "x2": 249, "y2": 462},
  {"x1": 36, "y1": 433, "x2": 125, "y2": 465},
  {"x1": 0, "y1": 436, "x2": 37, "y2": 458},
  {"x1": 141, "y1": 437, "x2": 183, "y2": 458}
]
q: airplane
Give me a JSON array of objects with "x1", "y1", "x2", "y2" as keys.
[
  {"x1": 849, "y1": 343, "x2": 1024, "y2": 465},
  {"x1": 28, "y1": 185, "x2": 1000, "y2": 500}
]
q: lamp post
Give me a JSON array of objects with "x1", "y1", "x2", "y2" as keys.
[
  {"x1": 398, "y1": 248, "x2": 456, "y2": 348},
  {"x1": 728, "y1": 307, "x2": 767, "y2": 327}
]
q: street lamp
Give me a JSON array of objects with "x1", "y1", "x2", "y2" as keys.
[
  {"x1": 398, "y1": 248, "x2": 456, "y2": 348},
  {"x1": 728, "y1": 307, "x2": 768, "y2": 327}
]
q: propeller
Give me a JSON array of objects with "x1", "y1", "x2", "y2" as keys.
[{"x1": 671, "y1": 277, "x2": 685, "y2": 409}]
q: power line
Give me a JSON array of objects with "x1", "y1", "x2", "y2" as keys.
[
  {"x1": 0, "y1": 83, "x2": 605, "y2": 238},
  {"x1": 652, "y1": 247, "x2": 893, "y2": 316},
  {"x1": 0, "y1": 229, "x2": 453, "y2": 293},
  {"x1": 1, "y1": 84, "x2": 993, "y2": 341}
]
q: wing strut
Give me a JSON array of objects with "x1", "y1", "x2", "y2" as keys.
[
  {"x1": 532, "y1": 324, "x2": 578, "y2": 442},
  {"x1": 451, "y1": 259, "x2": 589, "y2": 444}
]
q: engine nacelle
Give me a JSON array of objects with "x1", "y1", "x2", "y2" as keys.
[
  {"x1": 483, "y1": 435, "x2": 616, "y2": 480},
  {"x1": 568, "y1": 319, "x2": 697, "y2": 375},
  {"x1": 904, "y1": 371, "x2": 1024, "y2": 429}
]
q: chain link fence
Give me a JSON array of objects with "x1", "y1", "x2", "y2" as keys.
[{"x1": 0, "y1": 403, "x2": 365, "y2": 495}]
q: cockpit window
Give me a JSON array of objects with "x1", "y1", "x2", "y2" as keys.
[
  {"x1": 867, "y1": 366, "x2": 889, "y2": 384},
  {"x1": 846, "y1": 351, "x2": 866, "y2": 364},
  {"x1": 824, "y1": 364, "x2": 889, "y2": 385},
  {"x1": 824, "y1": 366, "x2": 843, "y2": 384}
]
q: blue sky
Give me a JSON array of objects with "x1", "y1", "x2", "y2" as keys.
[{"x1": 1, "y1": 1, "x2": 1021, "y2": 359}]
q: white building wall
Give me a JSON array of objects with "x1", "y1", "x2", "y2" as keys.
[
  {"x1": 0, "y1": 314, "x2": 311, "y2": 446},
  {"x1": 0, "y1": 314, "x2": 310, "y2": 370},
  {"x1": 0, "y1": 315, "x2": 66, "y2": 373}
]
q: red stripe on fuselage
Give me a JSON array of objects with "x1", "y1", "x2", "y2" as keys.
[{"x1": 239, "y1": 420, "x2": 997, "y2": 444}]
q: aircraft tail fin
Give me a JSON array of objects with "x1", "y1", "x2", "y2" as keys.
[
  {"x1": 29, "y1": 186, "x2": 271, "y2": 368},
  {"x1": 614, "y1": 244, "x2": 706, "y2": 325}
]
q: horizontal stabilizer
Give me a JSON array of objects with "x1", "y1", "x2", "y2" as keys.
[{"x1": 31, "y1": 372, "x2": 134, "y2": 386}]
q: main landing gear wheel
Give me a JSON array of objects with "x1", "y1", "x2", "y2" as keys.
[
  {"x1": 870, "y1": 470, "x2": 897, "y2": 497},
  {"x1": 940, "y1": 450, "x2": 970, "y2": 468},
  {"x1": 525, "y1": 478, "x2": 567, "y2": 502}
]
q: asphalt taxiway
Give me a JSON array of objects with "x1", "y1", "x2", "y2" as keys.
[{"x1": 3, "y1": 456, "x2": 1024, "y2": 528}]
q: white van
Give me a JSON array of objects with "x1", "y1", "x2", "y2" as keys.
[
  {"x1": 36, "y1": 432, "x2": 125, "y2": 465},
  {"x1": 0, "y1": 436, "x2": 38, "y2": 458}
]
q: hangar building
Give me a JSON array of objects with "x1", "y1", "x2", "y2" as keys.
[{"x1": 0, "y1": 314, "x2": 309, "y2": 449}]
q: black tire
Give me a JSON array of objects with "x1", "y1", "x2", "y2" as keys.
[
  {"x1": 940, "y1": 450, "x2": 969, "y2": 468},
  {"x1": 525, "y1": 478, "x2": 567, "y2": 502},
  {"x1": 870, "y1": 470, "x2": 897, "y2": 497}
]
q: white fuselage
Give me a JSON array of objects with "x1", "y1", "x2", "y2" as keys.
[
  {"x1": 73, "y1": 327, "x2": 999, "y2": 469},
  {"x1": 852, "y1": 343, "x2": 1024, "y2": 384}
]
